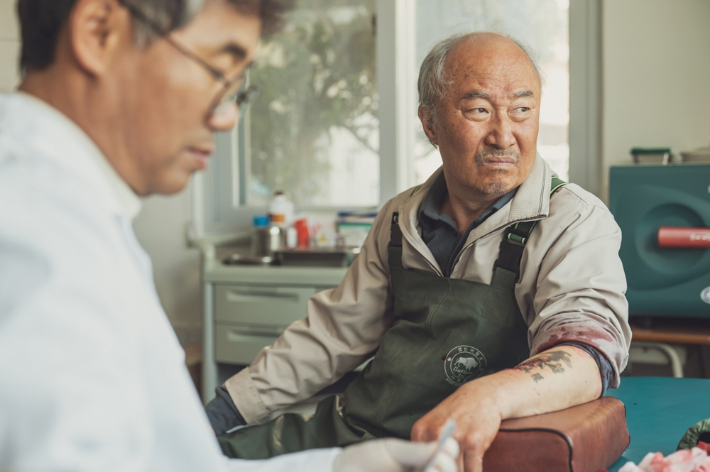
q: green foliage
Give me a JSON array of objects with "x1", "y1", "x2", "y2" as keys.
[{"x1": 248, "y1": 0, "x2": 377, "y2": 205}]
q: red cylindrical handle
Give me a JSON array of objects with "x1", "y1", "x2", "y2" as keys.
[{"x1": 658, "y1": 227, "x2": 710, "y2": 248}]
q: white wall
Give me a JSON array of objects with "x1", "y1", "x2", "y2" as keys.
[
  {"x1": 132, "y1": 193, "x2": 202, "y2": 346},
  {"x1": 0, "y1": 1, "x2": 201, "y2": 346},
  {"x1": 601, "y1": 0, "x2": 710, "y2": 200}
]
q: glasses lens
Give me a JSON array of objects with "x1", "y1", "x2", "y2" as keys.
[{"x1": 213, "y1": 82, "x2": 259, "y2": 116}]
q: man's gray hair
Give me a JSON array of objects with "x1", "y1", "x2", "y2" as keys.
[{"x1": 417, "y1": 32, "x2": 543, "y2": 125}]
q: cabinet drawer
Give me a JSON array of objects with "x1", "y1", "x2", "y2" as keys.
[
  {"x1": 215, "y1": 324, "x2": 281, "y2": 365},
  {"x1": 215, "y1": 285, "x2": 316, "y2": 326}
]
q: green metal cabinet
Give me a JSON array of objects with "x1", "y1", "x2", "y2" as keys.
[{"x1": 609, "y1": 164, "x2": 710, "y2": 318}]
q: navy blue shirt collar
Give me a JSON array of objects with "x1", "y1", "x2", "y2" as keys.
[{"x1": 417, "y1": 171, "x2": 518, "y2": 277}]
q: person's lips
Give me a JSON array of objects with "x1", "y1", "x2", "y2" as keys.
[
  {"x1": 188, "y1": 146, "x2": 214, "y2": 170},
  {"x1": 476, "y1": 151, "x2": 520, "y2": 167},
  {"x1": 482, "y1": 156, "x2": 517, "y2": 166}
]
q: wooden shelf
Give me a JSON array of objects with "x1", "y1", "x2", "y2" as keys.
[{"x1": 630, "y1": 317, "x2": 710, "y2": 345}]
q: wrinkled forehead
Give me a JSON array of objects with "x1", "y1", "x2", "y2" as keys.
[{"x1": 445, "y1": 36, "x2": 541, "y2": 95}]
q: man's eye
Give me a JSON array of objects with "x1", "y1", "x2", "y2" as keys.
[
  {"x1": 468, "y1": 108, "x2": 487, "y2": 113},
  {"x1": 515, "y1": 107, "x2": 530, "y2": 112}
]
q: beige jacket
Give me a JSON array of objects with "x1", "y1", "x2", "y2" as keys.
[{"x1": 226, "y1": 156, "x2": 631, "y2": 424}]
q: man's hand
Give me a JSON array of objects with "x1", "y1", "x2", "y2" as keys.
[
  {"x1": 333, "y1": 437, "x2": 459, "y2": 472},
  {"x1": 411, "y1": 381, "x2": 503, "y2": 472}
]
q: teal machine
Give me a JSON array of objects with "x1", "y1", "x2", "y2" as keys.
[{"x1": 609, "y1": 164, "x2": 710, "y2": 318}]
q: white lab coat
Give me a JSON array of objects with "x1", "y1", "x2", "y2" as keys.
[{"x1": 0, "y1": 92, "x2": 340, "y2": 472}]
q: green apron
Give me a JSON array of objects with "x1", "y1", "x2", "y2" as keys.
[{"x1": 219, "y1": 181, "x2": 564, "y2": 459}]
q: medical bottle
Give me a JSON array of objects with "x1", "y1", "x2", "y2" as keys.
[{"x1": 268, "y1": 191, "x2": 295, "y2": 228}]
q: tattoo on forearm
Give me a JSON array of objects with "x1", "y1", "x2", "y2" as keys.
[{"x1": 513, "y1": 350, "x2": 573, "y2": 383}]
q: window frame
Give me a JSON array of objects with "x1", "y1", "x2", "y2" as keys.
[{"x1": 569, "y1": 0, "x2": 602, "y2": 196}]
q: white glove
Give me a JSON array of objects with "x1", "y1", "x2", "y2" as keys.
[{"x1": 332, "y1": 437, "x2": 459, "y2": 472}]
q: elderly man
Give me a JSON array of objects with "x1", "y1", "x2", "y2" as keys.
[
  {"x1": 210, "y1": 32, "x2": 631, "y2": 472},
  {"x1": 0, "y1": 0, "x2": 460, "y2": 471}
]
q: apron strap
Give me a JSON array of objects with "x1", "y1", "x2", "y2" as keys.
[
  {"x1": 390, "y1": 212, "x2": 403, "y2": 247},
  {"x1": 491, "y1": 221, "x2": 537, "y2": 289},
  {"x1": 491, "y1": 177, "x2": 567, "y2": 290},
  {"x1": 551, "y1": 176, "x2": 566, "y2": 195}
]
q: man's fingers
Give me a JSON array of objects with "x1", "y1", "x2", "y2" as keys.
[
  {"x1": 457, "y1": 429, "x2": 491, "y2": 472},
  {"x1": 463, "y1": 447, "x2": 484, "y2": 472},
  {"x1": 411, "y1": 416, "x2": 439, "y2": 443},
  {"x1": 424, "y1": 438, "x2": 460, "y2": 472}
]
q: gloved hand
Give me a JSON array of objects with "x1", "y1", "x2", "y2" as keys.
[
  {"x1": 332, "y1": 437, "x2": 459, "y2": 472},
  {"x1": 678, "y1": 418, "x2": 710, "y2": 450}
]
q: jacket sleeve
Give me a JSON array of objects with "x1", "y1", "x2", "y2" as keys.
[
  {"x1": 525, "y1": 189, "x2": 631, "y2": 388},
  {"x1": 226, "y1": 204, "x2": 397, "y2": 423}
]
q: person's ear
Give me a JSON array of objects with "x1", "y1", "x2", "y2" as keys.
[
  {"x1": 67, "y1": 0, "x2": 130, "y2": 76},
  {"x1": 418, "y1": 105, "x2": 439, "y2": 147}
]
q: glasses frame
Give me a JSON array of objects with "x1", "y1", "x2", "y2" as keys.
[{"x1": 117, "y1": 0, "x2": 259, "y2": 115}]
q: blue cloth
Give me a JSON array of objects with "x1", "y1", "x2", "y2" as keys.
[
  {"x1": 606, "y1": 377, "x2": 710, "y2": 470},
  {"x1": 418, "y1": 171, "x2": 613, "y2": 395}
]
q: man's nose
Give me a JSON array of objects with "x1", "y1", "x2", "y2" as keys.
[
  {"x1": 207, "y1": 102, "x2": 239, "y2": 131},
  {"x1": 484, "y1": 113, "x2": 516, "y2": 149}
]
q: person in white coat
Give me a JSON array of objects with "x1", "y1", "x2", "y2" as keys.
[{"x1": 0, "y1": 0, "x2": 459, "y2": 471}]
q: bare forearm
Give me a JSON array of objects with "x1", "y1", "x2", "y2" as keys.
[
  {"x1": 478, "y1": 345, "x2": 602, "y2": 420},
  {"x1": 411, "y1": 345, "x2": 602, "y2": 471}
]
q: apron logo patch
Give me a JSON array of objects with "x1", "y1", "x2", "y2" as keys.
[{"x1": 444, "y1": 345, "x2": 487, "y2": 386}]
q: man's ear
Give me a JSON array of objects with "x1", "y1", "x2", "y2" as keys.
[
  {"x1": 418, "y1": 105, "x2": 439, "y2": 147},
  {"x1": 67, "y1": 0, "x2": 130, "y2": 76}
]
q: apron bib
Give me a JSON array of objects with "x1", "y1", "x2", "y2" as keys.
[
  {"x1": 219, "y1": 179, "x2": 564, "y2": 459},
  {"x1": 341, "y1": 213, "x2": 530, "y2": 438}
]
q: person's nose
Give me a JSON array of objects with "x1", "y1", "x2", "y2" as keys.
[
  {"x1": 207, "y1": 102, "x2": 239, "y2": 131},
  {"x1": 484, "y1": 111, "x2": 516, "y2": 149}
]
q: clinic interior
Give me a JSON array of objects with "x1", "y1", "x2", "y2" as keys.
[{"x1": 2, "y1": 0, "x2": 710, "y2": 389}]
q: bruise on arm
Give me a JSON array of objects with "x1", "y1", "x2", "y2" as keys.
[{"x1": 513, "y1": 350, "x2": 572, "y2": 383}]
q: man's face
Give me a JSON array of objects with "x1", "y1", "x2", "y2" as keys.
[
  {"x1": 421, "y1": 36, "x2": 541, "y2": 198},
  {"x1": 112, "y1": 0, "x2": 261, "y2": 195}
]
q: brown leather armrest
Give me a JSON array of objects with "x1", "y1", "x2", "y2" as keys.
[{"x1": 483, "y1": 397, "x2": 629, "y2": 472}]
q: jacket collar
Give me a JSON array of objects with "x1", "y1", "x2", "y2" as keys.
[
  {"x1": 398, "y1": 153, "x2": 552, "y2": 249},
  {"x1": 1, "y1": 92, "x2": 142, "y2": 220}
]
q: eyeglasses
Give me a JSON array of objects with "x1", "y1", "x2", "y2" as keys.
[{"x1": 118, "y1": 0, "x2": 259, "y2": 116}]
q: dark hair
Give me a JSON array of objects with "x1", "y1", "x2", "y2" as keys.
[
  {"x1": 17, "y1": 0, "x2": 76, "y2": 72},
  {"x1": 231, "y1": 0, "x2": 295, "y2": 39},
  {"x1": 17, "y1": 0, "x2": 295, "y2": 73}
]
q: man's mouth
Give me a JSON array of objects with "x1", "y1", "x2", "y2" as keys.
[
  {"x1": 188, "y1": 146, "x2": 214, "y2": 170},
  {"x1": 476, "y1": 151, "x2": 520, "y2": 167},
  {"x1": 483, "y1": 157, "x2": 516, "y2": 166}
]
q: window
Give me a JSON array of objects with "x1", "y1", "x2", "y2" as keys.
[
  {"x1": 192, "y1": 0, "x2": 597, "y2": 237},
  {"x1": 246, "y1": 0, "x2": 378, "y2": 208}
]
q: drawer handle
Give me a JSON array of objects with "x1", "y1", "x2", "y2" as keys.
[
  {"x1": 225, "y1": 290, "x2": 301, "y2": 303},
  {"x1": 226, "y1": 327, "x2": 282, "y2": 339}
]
